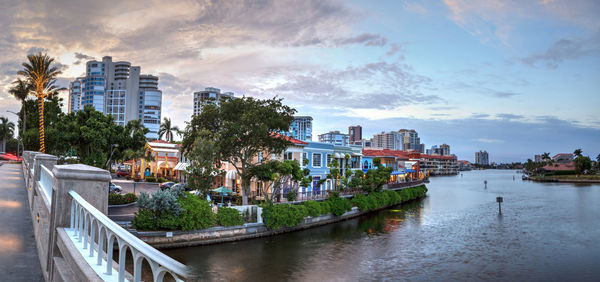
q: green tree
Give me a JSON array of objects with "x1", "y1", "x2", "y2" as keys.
[
  {"x1": 8, "y1": 79, "x2": 33, "y2": 140},
  {"x1": 249, "y1": 159, "x2": 308, "y2": 202},
  {"x1": 362, "y1": 157, "x2": 393, "y2": 193},
  {"x1": 541, "y1": 152, "x2": 550, "y2": 163},
  {"x1": 158, "y1": 117, "x2": 180, "y2": 142},
  {"x1": 573, "y1": 150, "x2": 591, "y2": 175},
  {"x1": 182, "y1": 96, "x2": 295, "y2": 205},
  {"x1": 0, "y1": 117, "x2": 15, "y2": 152},
  {"x1": 573, "y1": 149, "x2": 583, "y2": 157},
  {"x1": 17, "y1": 53, "x2": 63, "y2": 153},
  {"x1": 184, "y1": 130, "x2": 223, "y2": 193}
]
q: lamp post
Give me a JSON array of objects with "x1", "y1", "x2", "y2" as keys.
[
  {"x1": 6, "y1": 110, "x2": 23, "y2": 158},
  {"x1": 105, "y1": 144, "x2": 119, "y2": 170}
]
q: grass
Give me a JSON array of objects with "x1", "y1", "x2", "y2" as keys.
[{"x1": 532, "y1": 174, "x2": 600, "y2": 181}]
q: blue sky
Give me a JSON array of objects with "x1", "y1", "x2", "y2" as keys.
[{"x1": 0, "y1": 0, "x2": 598, "y2": 163}]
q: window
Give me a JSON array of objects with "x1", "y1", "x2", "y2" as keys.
[
  {"x1": 327, "y1": 154, "x2": 332, "y2": 165},
  {"x1": 312, "y1": 153, "x2": 322, "y2": 167},
  {"x1": 284, "y1": 152, "x2": 293, "y2": 160},
  {"x1": 302, "y1": 152, "x2": 307, "y2": 166}
]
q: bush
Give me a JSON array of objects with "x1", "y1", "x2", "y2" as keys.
[
  {"x1": 262, "y1": 204, "x2": 308, "y2": 229},
  {"x1": 158, "y1": 177, "x2": 167, "y2": 183},
  {"x1": 131, "y1": 209, "x2": 157, "y2": 230},
  {"x1": 326, "y1": 196, "x2": 352, "y2": 216},
  {"x1": 177, "y1": 194, "x2": 216, "y2": 230},
  {"x1": 352, "y1": 194, "x2": 375, "y2": 211},
  {"x1": 217, "y1": 207, "x2": 243, "y2": 227},
  {"x1": 145, "y1": 176, "x2": 156, "y2": 183},
  {"x1": 286, "y1": 190, "x2": 297, "y2": 202},
  {"x1": 108, "y1": 193, "x2": 138, "y2": 205},
  {"x1": 303, "y1": 200, "x2": 323, "y2": 217}
]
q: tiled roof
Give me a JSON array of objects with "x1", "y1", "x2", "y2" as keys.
[
  {"x1": 542, "y1": 162, "x2": 575, "y2": 171},
  {"x1": 362, "y1": 149, "x2": 457, "y2": 160},
  {"x1": 271, "y1": 133, "x2": 308, "y2": 145}
]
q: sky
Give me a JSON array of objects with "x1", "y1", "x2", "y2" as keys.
[{"x1": 0, "y1": 0, "x2": 598, "y2": 163}]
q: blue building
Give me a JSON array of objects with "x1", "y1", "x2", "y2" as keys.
[{"x1": 300, "y1": 142, "x2": 334, "y2": 195}]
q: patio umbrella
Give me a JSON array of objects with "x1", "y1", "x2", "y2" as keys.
[{"x1": 212, "y1": 186, "x2": 233, "y2": 204}]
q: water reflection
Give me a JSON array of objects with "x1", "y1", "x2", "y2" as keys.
[{"x1": 164, "y1": 170, "x2": 600, "y2": 281}]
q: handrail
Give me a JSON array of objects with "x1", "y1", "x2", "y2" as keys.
[
  {"x1": 39, "y1": 164, "x2": 54, "y2": 204},
  {"x1": 68, "y1": 190, "x2": 188, "y2": 281}
]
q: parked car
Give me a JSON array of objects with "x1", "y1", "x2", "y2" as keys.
[
  {"x1": 159, "y1": 182, "x2": 176, "y2": 190},
  {"x1": 171, "y1": 183, "x2": 190, "y2": 191},
  {"x1": 109, "y1": 182, "x2": 122, "y2": 194},
  {"x1": 116, "y1": 170, "x2": 130, "y2": 178}
]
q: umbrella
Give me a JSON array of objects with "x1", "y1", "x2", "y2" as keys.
[{"x1": 212, "y1": 186, "x2": 233, "y2": 204}]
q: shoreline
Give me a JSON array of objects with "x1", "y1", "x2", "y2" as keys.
[{"x1": 528, "y1": 177, "x2": 600, "y2": 184}]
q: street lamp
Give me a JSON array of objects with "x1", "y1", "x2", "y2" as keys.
[
  {"x1": 105, "y1": 144, "x2": 119, "y2": 170},
  {"x1": 6, "y1": 110, "x2": 23, "y2": 158}
]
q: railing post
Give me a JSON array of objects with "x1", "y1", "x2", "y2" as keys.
[
  {"x1": 23, "y1": 151, "x2": 40, "y2": 194},
  {"x1": 32, "y1": 154, "x2": 58, "y2": 209},
  {"x1": 47, "y1": 164, "x2": 111, "y2": 281}
]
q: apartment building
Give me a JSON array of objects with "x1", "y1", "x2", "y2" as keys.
[
  {"x1": 193, "y1": 87, "x2": 235, "y2": 116},
  {"x1": 318, "y1": 131, "x2": 349, "y2": 146}
]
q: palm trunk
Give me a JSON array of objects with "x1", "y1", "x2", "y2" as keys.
[{"x1": 38, "y1": 96, "x2": 45, "y2": 153}]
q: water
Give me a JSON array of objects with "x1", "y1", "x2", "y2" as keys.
[{"x1": 164, "y1": 170, "x2": 600, "y2": 281}]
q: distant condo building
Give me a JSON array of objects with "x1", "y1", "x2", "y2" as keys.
[
  {"x1": 534, "y1": 154, "x2": 543, "y2": 162},
  {"x1": 371, "y1": 129, "x2": 425, "y2": 152},
  {"x1": 289, "y1": 116, "x2": 313, "y2": 141},
  {"x1": 193, "y1": 87, "x2": 235, "y2": 116},
  {"x1": 68, "y1": 56, "x2": 163, "y2": 139},
  {"x1": 475, "y1": 150, "x2": 489, "y2": 165},
  {"x1": 348, "y1": 125, "x2": 362, "y2": 143},
  {"x1": 318, "y1": 131, "x2": 349, "y2": 146},
  {"x1": 427, "y1": 144, "x2": 450, "y2": 156},
  {"x1": 398, "y1": 129, "x2": 424, "y2": 153},
  {"x1": 352, "y1": 139, "x2": 373, "y2": 148}
]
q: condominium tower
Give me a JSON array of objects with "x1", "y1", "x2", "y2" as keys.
[
  {"x1": 318, "y1": 131, "x2": 349, "y2": 146},
  {"x1": 289, "y1": 116, "x2": 313, "y2": 141},
  {"x1": 193, "y1": 87, "x2": 235, "y2": 116},
  {"x1": 68, "y1": 56, "x2": 162, "y2": 139},
  {"x1": 348, "y1": 125, "x2": 362, "y2": 143},
  {"x1": 475, "y1": 150, "x2": 489, "y2": 165}
]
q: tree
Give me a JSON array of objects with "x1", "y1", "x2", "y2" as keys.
[
  {"x1": 541, "y1": 152, "x2": 550, "y2": 163},
  {"x1": 17, "y1": 53, "x2": 63, "y2": 153},
  {"x1": 124, "y1": 148, "x2": 155, "y2": 179},
  {"x1": 184, "y1": 130, "x2": 223, "y2": 193},
  {"x1": 573, "y1": 149, "x2": 583, "y2": 158},
  {"x1": 249, "y1": 159, "x2": 308, "y2": 203},
  {"x1": 0, "y1": 117, "x2": 15, "y2": 152},
  {"x1": 158, "y1": 117, "x2": 180, "y2": 142},
  {"x1": 362, "y1": 157, "x2": 393, "y2": 193},
  {"x1": 182, "y1": 96, "x2": 295, "y2": 205},
  {"x1": 574, "y1": 156, "x2": 591, "y2": 175},
  {"x1": 8, "y1": 79, "x2": 33, "y2": 139}
]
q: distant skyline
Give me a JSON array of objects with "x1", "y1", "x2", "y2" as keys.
[{"x1": 0, "y1": 0, "x2": 598, "y2": 163}]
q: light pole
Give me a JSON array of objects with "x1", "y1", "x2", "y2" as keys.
[
  {"x1": 6, "y1": 110, "x2": 23, "y2": 158},
  {"x1": 105, "y1": 144, "x2": 119, "y2": 171}
]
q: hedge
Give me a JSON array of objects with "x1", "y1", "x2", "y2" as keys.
[
  {"x1": 108, "y1": 193, "x2": 137, "y2": 205},
  {"x1": 132, "y1": 192, "x2": 216, "y2": 231},
  {"x1": 217, "y1": 207, "x2": 244, "y2": 227}
]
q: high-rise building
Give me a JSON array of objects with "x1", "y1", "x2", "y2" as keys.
[
  {"x1": 348, "y1": 125, "x2": 362, "y2": 143},
  {"x1": 193, "y1": 87, "x2": 235, "y2": 116},
  {"x1": 398, "y1": 129, "x2": 424, "y2": 152},
  {"x1": 534, "y1": 154, "x2": 543, "y2": 162},
  {"x1": 372, "y1": 131, "x2": 402, "y2": 150},
  {"x1": 71, "y1": 56, "x2": 163, "y2": 139},
  {"x1": 289, "y1": 116, "x2": 313, "y2": 141},
  {"x1": 428, "y1": 144, "x2": 450, "y2": 156},
  {"x1": 68, "y1": 77, "x2": 84, "y2": 113},
  {"x1": 475, "y1": 150, "x2": 489, "y2": 165},
  {"x1": 318, "y1": 131, "x2": 349, "y2": 146}
]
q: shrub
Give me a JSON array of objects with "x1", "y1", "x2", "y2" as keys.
[
  {"x1": 262, "y1": 204, "x2": 308, "y2": 229},
  {"x1": 131, "y1": 209, "x2": 157, "y2": 230},
  {"x1": 326, "y1": 196, "x2": 352, "y2": 216},
  {"x1": 286, "y1": 190, "x2": 297, "y2": 202},
  {"x1": 303, "y1": 200, "x2": 323, "y2": 217},
  {"x1": 158, "y1": 177, "x2": 167, "y2": 183},
  {"x1": 217, "y1": 207, "x2": 243, "y2": 227},
  {"x1": 108, "y1": 193, "x2": 138, "y2": 205},
  {"x1": 351, "y1": 194, "x2": 374, "y2": 211},
  {"x1": 177, "y1": 194, "x2": 216, "y2": 230},
  {"x1": 385, "y1": 190, "x2": 402, "y2": 205},
  {"x1": 145, "y1": 176, "x2": 156, "y2": 183}
]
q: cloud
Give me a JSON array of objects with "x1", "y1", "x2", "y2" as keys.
[
  {"x1": 496, "y1": 113, "x2": 524, "y2": 120},
  {"x1": 519, "y1": 37, "x2": 600, "y2": 69},
  {"x1": 475, "y1": 138, "x2": 503, "y2": 143},
  {"x1": 471, "y1": 113, "x2": 490, "y2": 118},
  {"x1": 334, "y1": 33, "x2": 387, "y2": 47},
  {"x1": 492, "y1": 91, "x2": 520, "y2": 98}
]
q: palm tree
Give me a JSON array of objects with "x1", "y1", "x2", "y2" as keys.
[
  {"x1": 8, "y1": 79, "x2": 33, "y2": 143},
  {"x1": 0, "y1": 117, "x2": 15, "y2": 153},
  {"x1": 158, "y1": 117, "x2": 180, "y2": 142},
  {"x1": 573, "y1": 149, "x2": 583, "y2": 158},
  {"x1": 541, "y1": 152, "x2": 550, "y2": 163},
  {"x1": 17, "y1": 53, "x2": 62, "y2": 153},
  {"x1": 124, "y1": 148, "x2": 155, "y2": 179}
]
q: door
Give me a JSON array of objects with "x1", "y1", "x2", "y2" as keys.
[{"x1": 312, "y1": 176, "x2": 320, "y2": 195}]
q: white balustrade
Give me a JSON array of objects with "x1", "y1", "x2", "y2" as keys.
[
  {"x1": 67, "y1": 190, "x2": 188, "y2": 282},
  {"x1": 39, "y1": 164, "x2": 54, "y2": 205}
]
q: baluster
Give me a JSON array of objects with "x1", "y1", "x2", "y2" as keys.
[
  {"x1": 106, "y1": 233, "x2": 115, "y2": 275},
  {"x1": 97, "y1": 225, "x2": 105, "y2": 266},
  {"x1": 78, "y1": 207, "x2": 84, "y2": 242},
  {"x1": 83, "y1": 212, "x2": 89, "y2": 249},
  {"x1": 89, "y1": 219, "x2": 96, "y2": 257},
  {"x1": 132, "y1": 250, "x2": 142, "y2": 282},
  {"x1": 70, "y1": 201, "x2": 75, "y2": 229},
  {"x1": 118, "y1": 240, "x2": 127, "y2": 282}
]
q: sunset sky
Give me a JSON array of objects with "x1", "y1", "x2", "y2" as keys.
[{"x1": 0, "y1": 0, "x2": 598, "y2": 162}]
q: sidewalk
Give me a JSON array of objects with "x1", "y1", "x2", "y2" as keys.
[{"x1": 0, "y1": 163, "x2": 43, "y2": 281}]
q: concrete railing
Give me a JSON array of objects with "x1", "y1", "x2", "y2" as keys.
[
  {"x1": 20, "y1": 151, "x2": 191, "y2": 281},
  {"x1": 68, "y1": 190, "x2": 188, "y2": 281}
]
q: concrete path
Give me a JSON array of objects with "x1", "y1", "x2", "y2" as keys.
[{"x1": 0, "y1": 163, "x2": 43, "y2": 281}]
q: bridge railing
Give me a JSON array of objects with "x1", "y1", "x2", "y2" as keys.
[
  {"x1": 38, "y1": 164, "x2": 53, "y2": 206},
  {"x1": 67, "y1": 190, "x2": 188, "y2": 282}
]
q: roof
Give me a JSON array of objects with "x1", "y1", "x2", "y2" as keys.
[
  {"x1": 552, "y1": 153, "x2": 573, "y2": 158},
  {"x1": 271, "y1": 133, "x2": 308, "y2": 145},
  {"x1": 362, "y1": 149, "x2": 410, "y2": 159},
  {"x1": 147, "y1": 140, "x2": 180, "y2": 149},
  {"x1": 542, "y1": 162, "x2": 575, "y2": 171}
]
